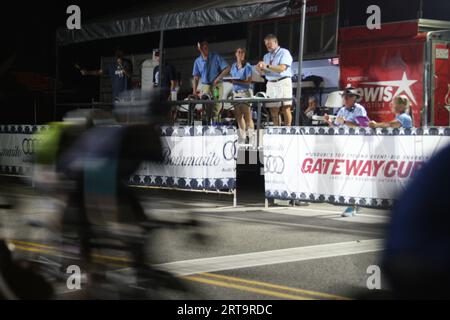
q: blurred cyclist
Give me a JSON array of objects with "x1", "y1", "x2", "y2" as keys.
[{"x1": 58, "y1": 90, "x2": 164, "y2": 266}]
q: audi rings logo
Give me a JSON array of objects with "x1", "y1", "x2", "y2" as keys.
[
  {"x1": 22, "y1": 138, "x2": 38, "y2": 155},
  {"x1": 223, "y1": 140, "x2": 238, "y2": 161},
  {"x1": 264, "y1": 156, "x2": 285, "y2": 174}
]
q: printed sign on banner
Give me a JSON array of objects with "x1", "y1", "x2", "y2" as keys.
[
  {"x1": 131, "y1": 126, "x2": 237, "y2": 191},
  {"x1": 0, "y1": 125, "x2": 40, "y2": 176},
  {"x1": 0, "y1": 125, "x2": 238, "y2": 192},
  {"x1": 263, "y1": 127, "x2": 450, "y2": 208},
  {"x1": 290, "y1": 0, "x2": 337, "y2": 17}
]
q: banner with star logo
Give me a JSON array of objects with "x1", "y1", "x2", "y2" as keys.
[{"x1": 340, "y1": 21, "x2": 425, "y2": 127}]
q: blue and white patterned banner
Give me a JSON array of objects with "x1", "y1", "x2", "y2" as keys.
[
  {"x1": 0, "y1": 125, "x2": 49, "y2": 176},
  {"x1": 263, "y1": 126, "x2": 450, "y2": 208},
  {"x1": 0, "y1": 125, "x2": 238, "y2": 192},
  {"x1": 130, "y1": 126, "x2": 237, "y2": 191}
]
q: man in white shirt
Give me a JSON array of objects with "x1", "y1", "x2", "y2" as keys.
[
  {"x1": 256, "y1": 34, "x2": 294, "y2": 126},
  {"x1": 325, "y1": 87, "x2": 369, "y2": 128}
]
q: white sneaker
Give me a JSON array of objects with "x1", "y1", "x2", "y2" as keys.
[
  {"x1": 248, "y1": 131, "x2": 256, "y2": 149},
  {"x1": 237, "y1": 135, "x2": 246, "y2": 145}
]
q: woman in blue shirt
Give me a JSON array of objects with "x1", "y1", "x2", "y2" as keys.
[
  {"x1": 228, "y1": 48, "x2": 254, "y2": 144},
  {"x1": 369, "y1": 95, "x2": 413, "y2": 129}
]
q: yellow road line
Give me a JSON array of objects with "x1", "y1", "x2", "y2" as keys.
[
  {"x1": 183, "y1": 275, "x2": 313, "y2": 300},
  {"x1": 10, "y1": 240, "x2": 350, "y2": 300},
  {"x1": 91, "y1": 253, "x2": 131, "y2": 263},
  {"x1": 200, "y1": 272, "x2": 350, "y2": 300},
  {"x1": 13, "y1": 244, "x2": 56, "y2": 254},
  {"x1": 10, "y1": 240, "x2": 131, "y2": 266},
  {"x1": 11, "y1": 240, "x2": 55, "y2": 250},
  {"x1": 13, "y1": 242, "x2": 315, "y2": 299}
]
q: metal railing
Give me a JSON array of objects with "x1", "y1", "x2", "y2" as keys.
[{"x1": 168, "y1": 98, "x2": 297, "y2": 147}]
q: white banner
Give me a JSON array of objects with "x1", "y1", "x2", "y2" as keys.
[
  {"x1": 0, "y1": 125, "x2": 41, "y2": 176},
  {"x1": 0, "y1": 125, "x2": 238, "y2": 192},
  {"x1": 130, "y1": 126, "x2": 238, "y2": 191},
  {"x1": 263, "y1": 127, "x2": 450, "y2": 207}
]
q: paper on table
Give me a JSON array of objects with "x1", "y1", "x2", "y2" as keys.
[
  {"x1": 312, "y1": 115, "x2": 336, "y2": 121},
  {"x1": 222, "y1": 77, "x2": 241, "y2": 81}
]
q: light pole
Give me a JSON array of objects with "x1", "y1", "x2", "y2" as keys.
[{"x1": 295, "y1": 0, "x2": 307, "y2": 126}]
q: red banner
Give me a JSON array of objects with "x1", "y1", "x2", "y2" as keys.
[
  {"x1": 340, "y1": 37, "x2": 425, "y2": 127},
  {"x1": 339, "y1": 21, "x2": 419, "y2": 43},
  {"x1": 433, "y1": 43, "x2": 450, "y2": 126}
]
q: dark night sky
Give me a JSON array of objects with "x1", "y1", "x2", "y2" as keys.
[
  {"x1": 1, "y1": 1, "x2": 161, "y2": 77},
  {"x1": 0, "y1": 1, "x2": 164, "y2": 123},
  {"x1": 1, "y1": 0, "x2": 449, "y2": 124},
  {"x1": 2, "y1": 0, "x2": 450, "y2": 78}
]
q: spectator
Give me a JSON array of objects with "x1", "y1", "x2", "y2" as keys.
[
  {"x1": 325, "y1": 87, "x2": 369, "y2": 217},
  {"x1": 192, "y1": 40, "x2": 230, "y2": 124},
  {"x1": 153, "y1": 50, "x2": 178, "y2": 123},
  {"x1": 369, "y1": 95, "x2": 412, "y2": 129},
  {"x1": 325, "y1": 87, "x2": 369, "y2": 128},
  {"x1": 301, "y1": 96, "x2": 319, "y2": 126},
  {"x1": 153, "y1": 50, "x2": 177, "y2": 93},
  {"x1": 80, "y1": 49, "x2": 133, "y2": 103}
]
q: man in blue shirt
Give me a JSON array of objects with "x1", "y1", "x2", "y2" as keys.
[
  {"x1": 256, "y1": 34, "x2": 294, "y2": 126},
  {"x1": 81, "y1": 49, "x2": 133, "y2": 103},
  {"x1": 324, "y1": 87, "x2": 369, "y2": 128},
  {"x1": 192, "y1": 40, "x2": 230, "y2": 123}
]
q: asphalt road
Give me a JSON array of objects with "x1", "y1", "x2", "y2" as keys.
[{"x1": 1, "y1": 186, "x2": 392, "y2": 300}]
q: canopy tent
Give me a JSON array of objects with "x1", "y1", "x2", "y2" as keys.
[
  {"x1": 55, "y1": 0, "x2": 308, "y2": 125},
  {"x1": 57, "y1": 0, "x2": 299, "y2": 46}
]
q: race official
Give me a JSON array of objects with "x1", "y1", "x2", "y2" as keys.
[
  {"x1": 325, "y1": 87, "x2": 369, "y2": 128},
  {"x1": 192, "y1": 40, "x2": 231, "y2": 123},
  {"x1": 256, "y1": 34, "x2": 294, "y2": 126},
  {"x1": 228, "y1": 47, "x2": 254, "y2": 145}
]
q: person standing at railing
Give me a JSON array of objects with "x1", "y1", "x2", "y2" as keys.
[
  {"x1": 153, "y1": 50, "x2": 178, "y2": 123},
  {"x1": 80, "y1": 49, "x2": 133, "y2": 104},
  {"x1": 255, "y1": 34, "x2": 294, "y2": 126},
  {"x1": 192, "y1": 40, "x2": 230, "y2": 124},
  {"x1": 227, "y1": 48, "x2": 255, "y2": 145}
]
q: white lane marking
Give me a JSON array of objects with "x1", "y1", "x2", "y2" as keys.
[
  {"x1": 196, "y1": 204, "x2": 388, "y2": 218},
  {"x1": 330, "y1": 216, "x2": 388, "y2": 225},
  {"x1": 281, "y1": 207, "x2": 388, "y2": 218},
  {"x1": 261, "y1": 208, "x2": 388, "y2": 224},
  {"x1": 155, "y1": 239, "x2": 384, "y2": 276},
  {"x1": 141, "y1": 199, "x2": 388, "y2": 219},
  {"x1": 197, "y1": 213, "x2": 383, "y2": 237},
  {"x1": 263, "y1": 207, "x2": 386, "y2": 219}
]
